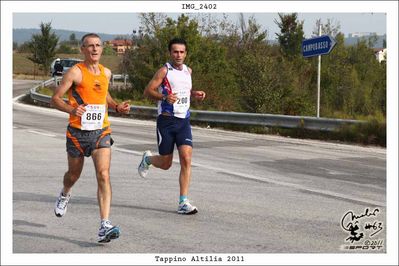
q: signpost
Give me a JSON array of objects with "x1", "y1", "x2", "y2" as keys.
[
  {"x1": 302, "y1": 35, "x2": 337, "y2": 58},
  {"x1": 302, "y1": 28, "x2": 337, "y2": 118}
]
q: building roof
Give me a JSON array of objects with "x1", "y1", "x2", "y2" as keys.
[{"x1": 106, "y1": 39, "x2": 133, "y2": 46}]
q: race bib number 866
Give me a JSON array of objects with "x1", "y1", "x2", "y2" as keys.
[{"x1": 81, "y1": 104, "x2": 105, "y2": 130}]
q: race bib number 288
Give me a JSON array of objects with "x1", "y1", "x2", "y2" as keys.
[
  {"x1": 81, "y1": 104, "x2": 106, "y2": 130},
  {"x1": 173, "y1": 90, "x2": 190, "y2": 114}
]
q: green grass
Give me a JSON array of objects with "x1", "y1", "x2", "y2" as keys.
[
  {"x1": 13, "y1": 52, "x2": 123, "y2": 76},
  {"x1": 37, "y1": 86, "x2": 68, "y2": 98},
  {"x1": 37, "y1": 86, "x2": 54, "y2": 96},
  {"x1": 194, "y1": 120, "x2": 386, "y2": 147}
]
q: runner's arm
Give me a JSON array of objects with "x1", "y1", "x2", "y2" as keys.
[
  {"x1": 51, "y1": 66, "x2": 86, "y2": 116},
  {"x1": 105, "y1": 66, "x2": 130, "y2": 114},
  {"x1": 188, "y1": 68, "x2": 206, "y2": 101},
  {"x1": 144, "y1": 67, "x2": 177, "y2": 104},
  {"x1": 143, "y1": 67, "x2": 167, "y2": 101},
  {"x1": 106, "y1": 93, "x2": 130, "y2": 114},
  {"x1": 106, "y1": 93, "x2": 118, "y2": 110}
]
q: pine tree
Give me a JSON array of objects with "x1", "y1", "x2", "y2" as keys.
[
  {"x1": 274, "y1": 13, "x2": 305, "y2": 59},
  {"x1": 27, "y1": 22, "x2": 59, "y2": 76}
]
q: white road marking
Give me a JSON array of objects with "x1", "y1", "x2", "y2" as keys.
[
  {"x1": 27, "y1": 130, "x2": 57, "y2": 137},
  {"x1": 191, "y1": 161, "x2": 385, "y2": 207},
  {"x1": 114, "y1": 146, "x2": 385, "y2": 207}
]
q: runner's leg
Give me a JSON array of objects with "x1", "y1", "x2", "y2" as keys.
[
  {"x1": 91, "y1": 148, "x2": 111, "y2": 220},
  {"x1": 63, "y1": 154, "x2": 84, "y2": 194},
  {"x1": 177, "y1": 145, "x2": 192, "y2": 197}
]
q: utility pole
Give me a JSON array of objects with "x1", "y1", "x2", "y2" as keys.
[{"x1": 317, "y1": 21, "x2": 322, "y2": 118}]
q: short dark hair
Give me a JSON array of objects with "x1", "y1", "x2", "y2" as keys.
[
  {"x1": 168, "y1": 37, "x2": 187, "y2": 52},
  {"x1": 81, "y1": 33, "x2": 101, "y2": 47}
]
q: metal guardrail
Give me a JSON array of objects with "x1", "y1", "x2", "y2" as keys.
[
  {"x1": 29, "y1": 77, "x2": 366, "y2": 132},
  {"x1": 111, "y1": 74, "x2": 129, "y2": 86}
]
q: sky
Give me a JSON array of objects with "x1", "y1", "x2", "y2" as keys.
[{"x1": 13, "y1": 12, "x2": 386, "y2": 39}]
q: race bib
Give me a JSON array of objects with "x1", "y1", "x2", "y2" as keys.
[
  {"x1": 81, "y1": 104, "x2": 106, "y2": 130},
  {"x1": 173, "y1": 90, "x2": 190, "y2": 114}
]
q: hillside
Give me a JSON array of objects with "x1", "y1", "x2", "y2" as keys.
[{"x1": 13, "y1": 28, "x2": 131, "y2": 45}]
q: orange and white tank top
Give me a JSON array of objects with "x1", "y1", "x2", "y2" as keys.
[{"x1": 68, "y1": 63, "x2": 110, "y2": 130}]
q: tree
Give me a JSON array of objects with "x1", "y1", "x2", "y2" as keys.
[
  {"x1": 69, "y1": 33, "x2": 78, "y2": 46},
  {"x1": 69, "y1": 33, "x2": 76, "y2": 42},
  {"x1": 238, "y1": 14, "x2": 268, "y2": 49},
  {"x1": 317, "y1": 31, "x2": 386, "y2": 118},
  {"x1": 119, "y1": 13, "x2": 385, "y2": 121},
  {"x1": 123, "y1": 13, "x2": 240, "y2": 110},
  {"x1": 312, "y1": 18, "x2": 341, "y2": 37},
  {"x1": 274, "y1": 13, "x2": 304, "y2": 59},
  {"x1": 27, "y1": 22, "x2": 59, "y2": 76},
  {"x1": 17, "y1": 41, "x2": 31, "y2": 53},
  {"x1": 274, "y1": 14, "x2": 316, "y2": 115},
  {"x1": 102, "y1": 44, "x2": 117, "y2": 55},
  {"x1": 70, "y1": 33, "x2": 76, "y2": 41},
  {"x1": 56, "y1": 42, "x2": 79, "y2": 54}
]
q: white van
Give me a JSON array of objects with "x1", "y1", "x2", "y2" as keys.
[{"x1": 50, "y1": 58, "x2": 83, "y2": 76}]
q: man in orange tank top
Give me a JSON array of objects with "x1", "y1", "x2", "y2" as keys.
[{"x1": 51, "y1": 33, "x2": 130, "y2": 243}]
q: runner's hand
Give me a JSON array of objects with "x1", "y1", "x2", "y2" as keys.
[
  {"x1": 193, "y1": 91, "x2": 206, "y2": 101},
  {"x1": 167, "y1": 93, "x2": 178, "y2": 104},
  {"x1": 71, "y1": 104, "x2": 87, "y2": 117},
  {"x1": 117, "y1": 101, "x2": 131, "y2": 114}
]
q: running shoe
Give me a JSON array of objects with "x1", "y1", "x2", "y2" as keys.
[
  {"x1": 177, "y1": 200, "x2": 198, "y2": 215},
  {"x1": 98, "y1": 220, "x2": 120, "y2": 243},
  {"x1": 54, "y1": 190, "x2": 71, "y2": 217},
  {"x1": 138, "y1": 150, "x2": 152, "y2": 178}
]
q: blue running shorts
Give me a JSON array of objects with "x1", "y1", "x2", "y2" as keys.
[{"x1": 156, "y1": 115, "x2": 192, "y2": 155}]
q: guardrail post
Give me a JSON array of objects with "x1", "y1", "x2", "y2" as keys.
[
  {"x1": 54, "y1": 76, "x2": 60, "y2": 86},
  {"x1": 124, "y1": 75, "x2": 127, "y2": 87},
  {"x1": 111, "y1": 75, "x2": 115, "y2": 86}
]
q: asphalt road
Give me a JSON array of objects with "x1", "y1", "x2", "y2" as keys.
[
  {"x1": 10, "y1": 80, "x2": 387, "y2": 259},
  {"x1": 12, "y1": 79, "x2": 42, "y2": 98}
]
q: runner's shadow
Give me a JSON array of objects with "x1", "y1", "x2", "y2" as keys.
[
  {"x1": 13, "y1": 219, "x2": 46, "y2": 228},
  {"x1": 14, "y1": 192, "x2": 177, "y2": 214},
  {"x1": 113, "y1": 203, "x2": 177, "y2": 215},
  {"x1": 13, "y1": 192, "x2": 97, "y2": 205},
  {"x1": 13, "y1": 230, "x2": 102, "y2": 248}
]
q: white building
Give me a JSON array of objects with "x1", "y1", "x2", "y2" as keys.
[
  {"x1": 374, "y1": 48, "x2": 387, "y2": 63},
  {"x1": 348, "y1": 32, "x2": 377, "y2": 38}
]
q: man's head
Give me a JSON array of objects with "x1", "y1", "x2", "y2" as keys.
[
  {"x1": 168, "y1": 38, "x2": 187, "y2": 68},
  {"x1": 80, "y1": 33, "x2": 103, "y2": 63}
]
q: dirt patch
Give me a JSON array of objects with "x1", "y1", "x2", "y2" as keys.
[{"x1": 13, "y1": 74, "x2": 49, "y2": 80}]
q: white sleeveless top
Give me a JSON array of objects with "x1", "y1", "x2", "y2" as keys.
[{"x1": 157, "y1": 62, "x2": 192, "y2": 118}]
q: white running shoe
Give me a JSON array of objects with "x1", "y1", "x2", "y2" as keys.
[
  {"x1": 177, "y1": 200, "x2": 198, "y2": 215},
  {"x1": 98, "y1": 220, "x2": 120, "y2": 243},
  {"x1": 138, "y1": 150, "x2": 152, "y2": 178},
  {"x1": 54, "y1": 190, "x2": 71, "y2": 217}
]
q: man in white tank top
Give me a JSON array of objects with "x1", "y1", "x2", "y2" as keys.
[{"x1": 138, "y1": 38, "x2": 206, "y2": 214}]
